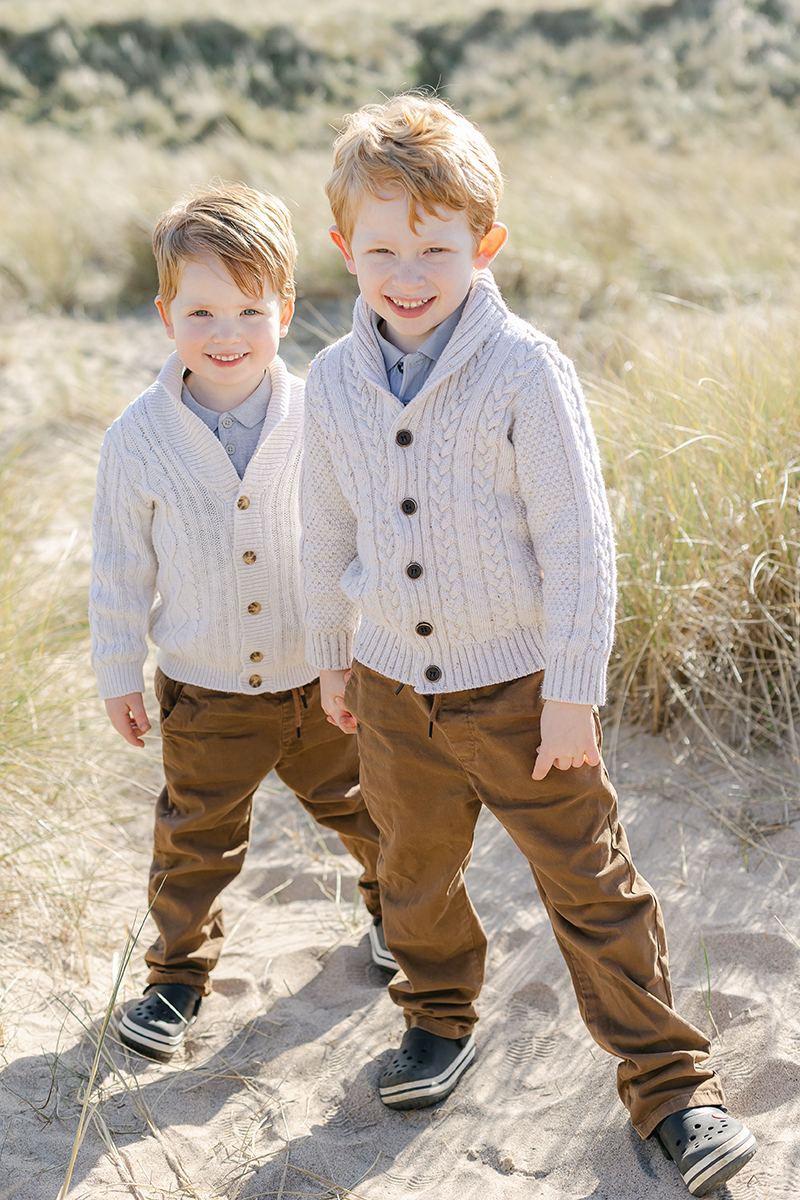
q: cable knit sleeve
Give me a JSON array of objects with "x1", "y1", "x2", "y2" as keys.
[
  {"x1": 300, "y1": 367, "x2": 360, "y2": 671},
  {"x1": 89, "y1": 426, "x2": 157, "y2": 700},
  {"x1": 513, "y1": 345, "x2": 616, "y2": 705}
]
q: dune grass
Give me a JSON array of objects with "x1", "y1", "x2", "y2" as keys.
[
  {"x1": 590, "y1": 301, "x2": 800, "y2": 782},
  {"x1": 0, "y1": 452, "x2": 98, "y2": 990}
]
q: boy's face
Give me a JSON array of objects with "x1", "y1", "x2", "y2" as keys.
[
  {"x1": 331, "y1": 192, "x2": 506, "y2": 355},
  {"x1": 156, "y1": 254, "x2": 293, "y2": 412}
]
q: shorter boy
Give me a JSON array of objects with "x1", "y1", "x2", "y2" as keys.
[
  {"x1": 90, "y1": 183, "x2": 391, "y2": 1062},
  {"x1": 300, "y1": 98, "x2": 756, "y2": 1195}
]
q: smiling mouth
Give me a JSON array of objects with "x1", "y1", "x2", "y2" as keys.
[
  {"x1": 208, "y1": 352, "x2": 248, "y2": 362},
  {"x1": 387, "y1": 296, "x2": 435, "y2": 311}
]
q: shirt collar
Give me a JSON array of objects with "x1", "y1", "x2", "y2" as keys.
[
  {"x1": 372, "y1": 295, "x2": 469, "y2": 374},
  {"x1": 181, "y1": 369, "x2": 272, "y2": 429}
]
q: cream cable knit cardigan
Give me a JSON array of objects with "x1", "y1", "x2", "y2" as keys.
[
  {"x1": 301, "y1": 271, "x2": 616, "y2": 704},
  {"x1": 90, "y1": 351, "x2": 316, "y2": 700}
]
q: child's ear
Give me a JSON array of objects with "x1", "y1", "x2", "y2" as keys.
[
  {"x1": 473, "y1": 223, "x2": 508, "y2": 270},
  {"x1": 155, "y1": 296, "x2": 175, "y2": 339},
  {"x1": 279, "y1": 297, "x2": 295, "y2": 337},
  {"x1": 329, "y1": 225, "x2": 358, "y2": 276}
]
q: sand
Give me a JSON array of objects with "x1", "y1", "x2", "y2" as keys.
[
  {"x1": 1, "y1": 715, "x2": 798, "y2": 1199},
  {"x1": 1, "y1": 315, "x2": 798, "y2": 1199}
]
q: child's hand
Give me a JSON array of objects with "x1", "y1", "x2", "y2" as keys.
[
  {"x1": 105, "y1": 693, "x2": 151, "y2": 747},
  {"x1": 319, "y1": 668, "x2": 357, "y2": 734},
  {"x1": 532, "y1": 699, "x2": 600, "y2": 780}
]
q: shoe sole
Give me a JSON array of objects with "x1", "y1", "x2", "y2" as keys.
[
  {"x1": 118, "y1": 1011, "x2": 197, "y2": 1061},
  {"x1": 368, "y1": 921, "x2": 399, "y2": 972},
  {"x1": 379, "y1": 1034, "x2": 475, "y2": 1110},
  {"x1": 683, "y1": 1128, "x2": 758, "y2": 1196}
]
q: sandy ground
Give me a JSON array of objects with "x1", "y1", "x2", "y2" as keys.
[{"x1": 1, "y1": 315, "x2": 798, "y2": 1199}]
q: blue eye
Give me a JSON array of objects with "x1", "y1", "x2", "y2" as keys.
[{"x1": 192, "y1": 309, "x2": 211, "y2": 316}]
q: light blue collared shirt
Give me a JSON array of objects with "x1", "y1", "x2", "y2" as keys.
[
  {"x1": 181, "y1": 371, "x2": 271, "y2": 479},
  {"x1": 373, "y1": 298, "x2": 467, "y2": 404}
]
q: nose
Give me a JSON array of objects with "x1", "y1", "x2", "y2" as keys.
[
  {"x1": 392, "y1": 260, "x2": 426, "y2": 291},
  {"x1": 210, "y1": 318, "x2": 242, "y2": 343}
]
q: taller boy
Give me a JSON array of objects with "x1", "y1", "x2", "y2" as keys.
[{"x1": 300, "y1": 97, "x2": 756, "y2": 1196}]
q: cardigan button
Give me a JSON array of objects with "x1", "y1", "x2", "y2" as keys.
[
  {"x1": 415, "y1": 622, "x2": 433, "y2": 637},
  {"x1": 405, "y1": 562, "x2": 423, "y2": 580},
  {"x1": 249, "y1": 674, "x2": 262, "y2": 688},
  {"x1": 400, "y1": 497, "x2": 418, "y2": 516},
  {"x1": 247, "y1": 601, "x2": 261, "y2": 614},
  {"x1": 243, "y1": 551, "x2": 257, "y2": 564},
  {"x1": 237, "y1": 496, "x2": 250, "y2": 509},
  {"x1": 424, "y1": 665, "x2": 442, "y2": 682},
  {"x1": 396, "y1": 429, "x2": 413, "y2": 447},
  {"x1": 250, "y1": 651, "x2": 263, "y2": 662}
]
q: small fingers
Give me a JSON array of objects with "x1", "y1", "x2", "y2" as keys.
[
  {"x1": 324, "y1": 695, "x2": 357, "y2": 734},
  {"x1": 531, "y1": 748, "x2": 554, "y2": 780},
  {"x1": 129, "y1": 714, "x2": 150, "y2": 738}
]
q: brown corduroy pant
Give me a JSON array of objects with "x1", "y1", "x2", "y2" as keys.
[
  {"x1": 344, "y1": 661, "x2": 725, "y2": 1138},
  {"x1": 145, "y1": 668, "x2": 382, "y2": 995}
]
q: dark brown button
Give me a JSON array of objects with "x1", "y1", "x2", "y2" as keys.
[
  {"x1": 396, "y1": 429, "x2": 413, "y2": 447},
  {"x1": 406, "y1": 562, "x2": 423, "y2": 580},
  {"x1": 250, "y1": 651, "x2": 263, "y2": 662},
  {"x1": 249, "y1": 674, "x2": 262, "y2": 688},
  {"x1": 243, "y1": 551, "x2": 257, "y2": 564},
  {"x1": 415, "y1": 622, "x2": 433, "y2": 637},
  {"x1": 425, "y1": 665, "x2": 442, "y2": 682},
  {"x1": 401, "y1": 497, "x2": 418, "y2": 515},
  {"x1": 237, "y1": 496, "x2": 250, "y2": 510},
  {"x1": 247, "y1": 601, "x2": 261, "y2": 615}
]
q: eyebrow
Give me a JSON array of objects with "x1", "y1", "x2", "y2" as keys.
[
  {"x1": 357, "y1": 231, "x2": 460, "y2": 246},
  {"x1": 177, "y1": 295, "x2": 264, "y2": 308}
]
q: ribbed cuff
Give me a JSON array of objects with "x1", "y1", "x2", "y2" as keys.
[
  {"x1": 306, "y1": 630, "x2": 355, "y2": 673},
  {"x1": 94, "y1": 663, "x2": 147, "y2": 701},
  {"x1": 541, "y1": 651, "x2": 608, "y2": 706}
]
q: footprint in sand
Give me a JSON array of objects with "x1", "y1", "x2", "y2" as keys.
[
  {"x1": 384, "y1": 1169, "x2": 444, "y2": 1190},
  {"x1": 323, "y1": 1042, "x2": 355, "y2": 1076},
  {"x1": 504, "y1": 982, "x2": 560, "y2": 1067},
  {"x1": 343, "y1": 942, "x2": 392, "y2": 988}
]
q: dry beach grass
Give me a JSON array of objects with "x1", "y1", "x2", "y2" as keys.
[{"x1": 0, "y1": 1, "x2": 799, "y2": 1195}]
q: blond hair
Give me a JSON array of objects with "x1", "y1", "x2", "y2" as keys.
[
  {"x1": 326, "y1": 94, "x2": 503, "y2": 247},
  {"x1": 153, "y1": 182, "x2": 296, "y2": 310}
]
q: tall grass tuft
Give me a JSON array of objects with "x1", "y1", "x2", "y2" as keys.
[
  {"x1": 591, "y1": 304, "x2": 800, "y2": 779},
  {"x1": 0, "y1": 448, "x2": 102, "y2": 992}
]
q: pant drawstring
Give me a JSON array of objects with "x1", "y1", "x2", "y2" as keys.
[
  {"x1": 291, "y1": 687, "x2": 307, "y2": 739},
  {"x1": 429, "y1": 693, "x2": 442, "y2": 739},
  {"x1": 392, "y1": 681, "x2": 441, "y2": 737}
]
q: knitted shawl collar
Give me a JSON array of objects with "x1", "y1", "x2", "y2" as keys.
[
  {"x1": 349, "y1": 269, "x2": 511, "y2": 399},
  {"x1": 149, "y1": 350, "x2": 294, "y2": 491}
]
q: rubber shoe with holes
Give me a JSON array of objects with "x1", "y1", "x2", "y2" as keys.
[
  {"x1": 119, "y1": 984, "x2": 201, "y2": 1062},
  {"x1": 655, "y1": 1106, "x2": 757, "y2": 1196},
  {"x1": 368, "y1": 918, "x2": 399, "y2": 972},
  {"x1": 379, "y1": 1027, "x2": 475, "y2": 1110}
]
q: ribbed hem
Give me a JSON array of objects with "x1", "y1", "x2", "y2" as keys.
[
  {"x1": 353, "y1": 620, "x2": 548, "y2": 695},
  {"x1": 95, "y1": 664, "x2": 147, "y2": 701},
  {"x1": 156, "y1": 652, "x2": 317, "y2": 695},
  {"x1": 541, "y1": 650, "x2": 608, "y2": 706},
  {"x1": 306, "y1": 630, "x2": 356, "y2": 673}
]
